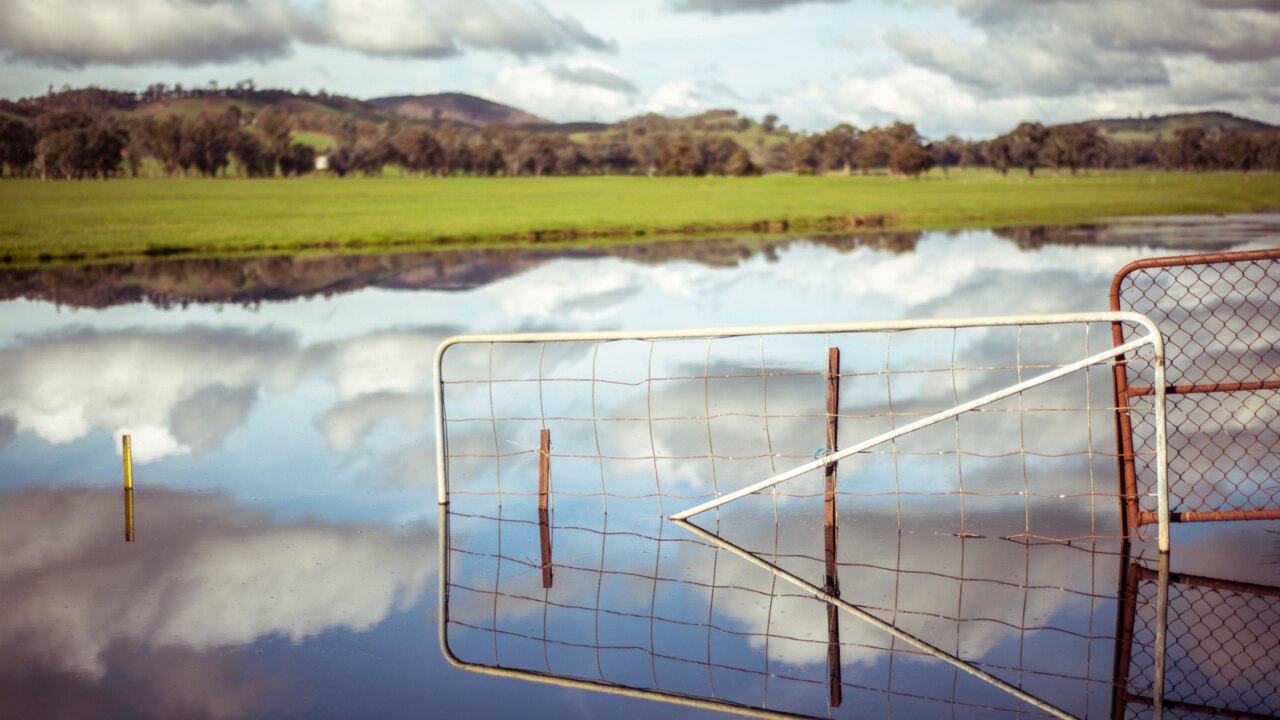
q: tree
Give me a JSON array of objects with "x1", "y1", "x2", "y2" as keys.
[
  {"x1": 278, "y1": 143, "x2": 316, "y2": 176},
  {"x1": 822, "y1": 124, "x2": 861, "y2": 173},
  {"x1": 36, "y1": 129, "x2": 90, "y2": 180},
  {"x1": 85, "y1": 120, "x2": 127, "y2": 178},
  {"x1": 480, "y1": 123, "x2": 522, "y2": 176},
  {"x1": 469, "y1": 138, "x2": 506, "y2": 176},
  {"x1": 122, "y1": 122, "x2": 148, "y2": 177},
  {"x1": 33, "y1": 110, "x2": 125, "y2": 180},
  {"x1": 182, "y1": 111, "x2": 239, "y2": 177},
  {"x1": 854, "y1": 123, "x2": 917, "y2": 172},
  {"x1": 725, "y1": 148, "x2": 759, "y2": 176},
  {"x1": 931, "y1": 136, "x2": 963, "y2": 176},
  {"x1": 584, "y1": 135, "x2": 635, "y2": 175},
  {"x1": 393, "y1": 127, "x2": 443, "y2": 174},
  {"x1": 1257, "y1": 131, "x2": 1280, "y2": 172},
  {"x1": 984, "y1": 136, "x2": 1014, "y2": 176},
  {"x1": 630, "y1": 136, "x2": 660, "y2": 176},
  {"x1": 889, "y1": 140, "x2": 935, "y2": 178},
  {"x1": 232, "y1": 132, "x2": 274, "y2": 177},
  {"x1": 959, "y1": 140, "x2": 986, "y2": 169},
  {"x1": 434, "y1": 123, "x2": 472, "y2": 176},
  {"x1": 658, "y1": 140, "x2": 698, "y2": 176},
  {"x1": 761, "y1": 114, "x2": 779, "y2": 134},
  {"x1": 353, "y1": 134, "x2": 394, "y2": 176},
  {"x1": 254, "y1": 106, "x2": 292, "y2": 176},
  {"x1": 789, "y1": 134, "x2": 825, "y2": 175},
  {"x1": 1009, "y1": 121, "x2": 1049, "y2": 176},
  {"x1": 138, "y1": 115, "x2": 188, "y2": 176},
  {"x1": 0, "y1": 116, "x2": 36, "y2": 176},
  {"x1": 1213, "y1": 131, "x2": 1260, "y2": 172},
  {"x1": 696, "y1": 136, "x2": 744, "y2": 176},
  {"x1": 513, "y1": 134, "x2": 562, "y2": 176},
  {"x1": 1166, "y1": 127, "x2": 1211, "y2": 172},
  {"x1": 555, "y1": 141, "x2": 587, "y2": 176},
  {"x1": 1043, "y1": 124, "x2": 1104, "y2": 175},
  {"x1": 761, "y1": 142, "x2": 792, "y2": 173}
]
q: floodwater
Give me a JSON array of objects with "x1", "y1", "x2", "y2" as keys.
[{"x1": 2, "y1": 216, "x2": 1279, "y2": 719}]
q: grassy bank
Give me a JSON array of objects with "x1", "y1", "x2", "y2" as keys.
[{"x1": 2, "y1": 170, "x2": 1279, "y2": 264}]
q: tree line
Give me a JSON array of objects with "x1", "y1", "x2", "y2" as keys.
[
  {"x1": 978, "y1": 121, "x2": 1280, "y2": 175},
  {"x1": 1, "y1": 105, "x2": 1278, "y2": 181}
]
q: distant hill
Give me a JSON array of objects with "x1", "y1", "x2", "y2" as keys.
[
  {"x1": 569, "y1": 108, "x2": 798, "y2": 147},
  {"x1": 5, "y1": 85, "x2": 1275, "y2": 148},
  {"x1": 0, "y1": 86, "x2": 403, "y2": 126},
  {"x1": 1081, "y1": 111, "x2": 1278, "y2": 143},
  {"x1": 369, "y1": 92, "x2": 548, "y2": 126}
]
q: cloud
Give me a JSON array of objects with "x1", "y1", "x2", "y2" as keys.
[
  {"x1": 0, "y1": 324, "x2": 453, "y2": 464},
  {"x1": 949, "y1": 0, "x2": 1280, "y2": 64},
  {"x1": 168, "y1": 385, "x2": 259, "y2": 455},
  {"x1": 0, "y1": 0, "x2": 609, "y2": 67},
  {"x1": 551, "y1": 63, "x2": 639, "y2": 94},
  {"x1": 447, "y1": 502, "x2": 1129, "y2": 711},
  {"x1": 0, "y1": 641, "x2": 293, "y2": 720},
  {"x1": 317, "y1": 392, "x2": 432, "y2": 453},
  {"x1": 644, "y1": 78, "x2": 741, "y2": 115},
  {"x1": 491, "y1": 68, "x2": 743, "y2": 121},
  {"x1": 0, "y1": 0, "x2": 295, "y2": 67},
  {"x1": 1158, "y1": 56, "x2": 1280, "y2": 106},
  {"x1": 312, "y1": 329, "x2": 441, "y2": 399},
  {"x1": 486, "y1": 60, "x2": 639, "y2": 121},
  {"x1": 0, "y1": 415, "x2": 14, "y2": 449},
  {"x1": 0, "y1": 326, "x2": 299, "y2": 462},
  {"x1": 0, "y1": 488, "x2": 435, "y2": 679},
  {"x1": 885, "y1": 0, "x2": 1280, "y2": 102},
  {"x1": 298, "y1": 0, "x2": 612, "y2": 59},
  {"x1": 671, "y1": 0, "x2": 850, "y2": 14},
  {"x1": 885, "y1": 27, "x2": 1168, "y2": 98},
  {"x1": 496, "y1": 264, "x2": 640, "y2": 321},
  {"x1": 760, "y1": 65, "x2": 1045, "y2": 140},
  {"x1": 769, "y1": 57, "x2": 1278, "y2": 138}
]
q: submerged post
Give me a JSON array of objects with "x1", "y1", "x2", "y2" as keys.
[
  {"x1": 825, "y1": 523, "x2": 841, "y2": 707},
  {"x1": 122, "y1": 434, "x2": 134, "y2": 543},
  {"x1": 824, "y1": 347, "x2": 840, "y2": 526},
  {"x1": 539, "y1": 429, "x2": 553, "y2": 588},
  {"x1": 539, "y1": 507, "x2": 553, "y2": 589},
  {"x1": 823, "y1": 348, "x2": 841, "y2": 706}
]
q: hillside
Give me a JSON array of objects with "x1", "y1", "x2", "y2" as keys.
[
  {"x1": 571, "y1": 109, "x2": 798, "y2": 146},
  {"x1": 3, "y1": 85, "x2": 1277, "y2": 150},
  {"x1": 0, "y1": 86, "x2": 403, "y2": 126},
  {"x1": 1082, "y1": 111, "x2": 1278, "y2": 143},
  {"x1": 369, "y1": 92, "x2": 548, "y2": 126}
]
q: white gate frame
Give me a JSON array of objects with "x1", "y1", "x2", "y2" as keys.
[{"x1": 434, "y1": 311, "x2": 1169, "y2": 551}]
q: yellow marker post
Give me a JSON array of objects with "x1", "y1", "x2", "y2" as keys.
[{"x1": 123, "y1": 434, "x2": 134, "y2": 542}]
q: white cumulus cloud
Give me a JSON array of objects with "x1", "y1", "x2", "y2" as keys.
[{"x1": 0, "y1": 0, "x2": 610, "y2": 67}]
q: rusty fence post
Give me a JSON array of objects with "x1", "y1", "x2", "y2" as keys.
[
  {"x1": 823, "y1": 347, "x2": 842, "y2": 707},
  {"x1": 539, "y1": 429, "x2": 553, "y2": 588}
]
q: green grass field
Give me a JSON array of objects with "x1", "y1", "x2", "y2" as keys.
[
  {"x1": 2, "y1": 169, "x2": 1278, "y2": 264},
  {"x1": 290, "y1": 131, "x2": 339, "y2": 151}
]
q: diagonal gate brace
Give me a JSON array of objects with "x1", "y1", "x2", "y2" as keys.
[{"x1": 670, "y1": 331, "x2": 1170, "y2": 552}]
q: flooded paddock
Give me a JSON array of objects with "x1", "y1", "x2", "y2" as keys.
[{"x1": 2, "y1": 216, "x2": 1279, "y2": 719}]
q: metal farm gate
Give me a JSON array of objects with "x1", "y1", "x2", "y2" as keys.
[{"x1": 1111, "y1": 248, "x2": 1280, "y2": 533}]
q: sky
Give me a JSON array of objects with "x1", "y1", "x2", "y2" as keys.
[{"x1": 1, "y1": 0, "x2": 1278, "y2": 138}]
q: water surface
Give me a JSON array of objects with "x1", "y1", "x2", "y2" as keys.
[{"x1": 2, "y1": 217, "x2": 1279, "y2": 719}]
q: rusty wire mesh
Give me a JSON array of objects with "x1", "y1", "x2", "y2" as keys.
[
  {"x1": 438, "y1": 322, "x2": 1166, "y2": 717},
  {"x1": 1112, "y1": 564, "x2": 1280, "y2": 720},
  {"x1": 438, "y1": 323, "x2": 1154, "y2": 543},
  {"x1": 1111, "y1": 249, "x2": 1280, "y2": 528},
  {"x1": 443, "y1": 507, "x2": 1138, "y2": 718}
]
